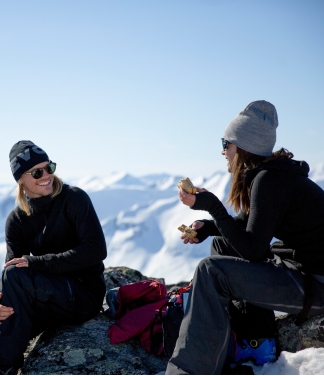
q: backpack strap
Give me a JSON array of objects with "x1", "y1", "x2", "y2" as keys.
[{"x1": 294, "y1": 273, "x2": 314, "y2": 326}]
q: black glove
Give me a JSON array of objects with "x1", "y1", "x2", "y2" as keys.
[
  {"x1": 190, "y1": 219, "x2": 220, "y2": 243},
  {"x1": 191, "y1": 191, "x2": 222, "y2": 214}
]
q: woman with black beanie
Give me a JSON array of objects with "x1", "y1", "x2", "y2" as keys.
[
  {"x1": 167, "y1": 100, "x2": 324, "y2": 374},
  {"x1": 0, "y1": 141, "x2": 107, "y2": 374}
]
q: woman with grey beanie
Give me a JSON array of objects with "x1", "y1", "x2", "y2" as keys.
[
  {"x1": 166, "y1": 100, "x2": 324, "y2": 374},
  {"x1": 0, "y1": 141, "x2": 107, "y2": 374}
]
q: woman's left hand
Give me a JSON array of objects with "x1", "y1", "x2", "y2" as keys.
[
  {"x1": 4, "y1": 257, "x2": 29, "y2": 269},
  {"x1": 178, "y1": 187, "x2": 208, "y2": 207}
]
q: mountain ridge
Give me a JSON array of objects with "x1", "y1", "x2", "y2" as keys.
[{"x1": 1, "y1": 164, "x2": 324, "y2": 284}]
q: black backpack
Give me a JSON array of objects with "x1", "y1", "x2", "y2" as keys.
[
  {"x1": 158, "y1": 284, "x2": 190, "y2": 358},
  {"x1": 160, "y1": 286, "x2": 276, "y2": 360},
  {"x1": 229, "y1": 300, "x2": 276, "y2": 341}
]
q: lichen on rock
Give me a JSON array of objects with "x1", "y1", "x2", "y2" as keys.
[{"x1": 276, "y1": 313, "x2": 324, "y2": 353}]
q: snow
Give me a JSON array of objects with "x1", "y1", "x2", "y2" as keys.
[
  {"x1": 157, "y1": 347, "x2": 324, "y2": 374},
  {"x1": 250, "y1": 347, "x2": 324, "y2": 375},
  {"x1": 1, "y1": 166, "x2": 324, "y2": 374}
]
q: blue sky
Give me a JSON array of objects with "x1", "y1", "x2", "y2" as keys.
[{"x1": 1, "y1": 0, "x2": 323, "y2": 183}]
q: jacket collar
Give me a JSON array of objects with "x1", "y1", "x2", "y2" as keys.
[
  {"x1": 27, "y1": 184, "x2": 68, "y2": 215},
  {"x1": 245, "y1": 159, "x2": 310, "y2": 187},
  {"x1": 28, "y1": 194, "x2": 54, "y2": 215}
]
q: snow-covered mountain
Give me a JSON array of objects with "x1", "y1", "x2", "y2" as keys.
[{"x1": 0, "y1": 164, "x2": 324, "y2": 285}]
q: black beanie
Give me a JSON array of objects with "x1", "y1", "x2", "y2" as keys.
[{"x1": 9, "y1": 140, "x2": 50, "y2": 181}]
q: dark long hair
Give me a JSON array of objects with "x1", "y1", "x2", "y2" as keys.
[{"x1": 227, "y1": 148, "x2": 293, "y2": 213}]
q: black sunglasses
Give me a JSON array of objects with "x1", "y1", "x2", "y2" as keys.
[
  {"x1": 221, "y1": 138, "x2": 231, "y2": 151},
  {"x1": 24, "y1": 162, "x2": 57, "y2": 179}
]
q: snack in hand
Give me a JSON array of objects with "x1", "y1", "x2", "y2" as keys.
[
  {"x1": 178, "y1": 224, "x2": 198, "y2": 239},
  {"x1": 177, "y1": 177, "x2": 197, "y2": 194}
]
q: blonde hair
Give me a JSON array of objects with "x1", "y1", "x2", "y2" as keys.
[
  {"x1": 227, "y1": 147, "x2": 293, "y2": 214},
  {"x1": 16, "y1": 175, "x2": 63, "y2": 216}
]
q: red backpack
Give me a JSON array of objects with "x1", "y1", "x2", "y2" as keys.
[{"x1": 107, "y1": 279, "x2": 168, "y2": 355}]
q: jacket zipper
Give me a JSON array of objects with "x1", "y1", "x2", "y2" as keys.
[
  {"x1": 242, "y1": 300, "x2": 247, "y2": 313},
  {"x1": 66, "y1": 279, "x2": 74, "y2": 302}
]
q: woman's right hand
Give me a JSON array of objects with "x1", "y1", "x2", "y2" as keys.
[
  {"x1": 181, "y1": 221, "x2": 204, "y2": 244},
  {"x1": 0, "y1": 292, "x2": 14, "y2": 322},
  {"x1": 178, "y1": 187, "x2": 208, "y2": 208}
]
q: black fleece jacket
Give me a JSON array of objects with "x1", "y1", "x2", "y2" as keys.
[
  {"x1": 192, "y1": 159, "x2": 324, "y2": 275},
  {"x1": 5, "y1": 184, "x2": 107, "y2": 301}
]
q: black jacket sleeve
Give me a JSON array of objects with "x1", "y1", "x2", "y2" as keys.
[
  {"x1": 191, "y1": 212, "x2": 248, "y2": 243},
  {"x1": 22, "y1": 188, "x2": 107, "y2": 273},
  {"x1": 191, "y1": 170, "x2": 289, "y2": 261}
]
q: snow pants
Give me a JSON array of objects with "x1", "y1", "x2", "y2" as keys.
[
  {"x1": 0, "y1": 266, "x2": 103, "y2": 368},
  {"x1": 166, "y1": 237, "x2": 324, "y2": 375}
]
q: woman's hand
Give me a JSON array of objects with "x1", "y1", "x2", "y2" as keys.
[
  {"x1": 0, "y1": 292, "x2": 14, "y2": 322},
  {"x1": 181, "y1": 221, "x2": 205, "y2": 244},
  {"x1": 178, "y1": 187, "x2": 208, "y2": 207},
  {"x1": 4, "y1": 257, "x2": 29, "y2": 269}
]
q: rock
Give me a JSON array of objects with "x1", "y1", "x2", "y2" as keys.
[
  {"x1": 276, "y1": 313, "x2": 324, "y2": 353},
  {"x1": 22, "y1": 315, "x2": 168, "y2": 375},
  {"x1": 103, "y1": 266, "x2": 165, "y2": 291},
  {"x1": 22, "y1": 267, "x2": 169, "y2": 375}
]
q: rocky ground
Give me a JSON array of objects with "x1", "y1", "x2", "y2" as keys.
[{"x1": 20, "y1": 266, "x2": 324, "y2": 374}]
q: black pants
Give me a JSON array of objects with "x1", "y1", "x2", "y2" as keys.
[
  {"x1": 0, "y1": 266, "x2": 103, "y2": 368},
  {"x1": 166, "y1": 238, "x2": 324, "y2": 375}
]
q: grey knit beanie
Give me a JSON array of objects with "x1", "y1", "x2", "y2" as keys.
[{"x1": 223, "y1": 100, "x2": 278, "y2": 157}]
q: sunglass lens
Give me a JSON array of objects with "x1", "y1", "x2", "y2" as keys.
[
  {"x1": 46, "y1": 162, "x2": 56, "y2": 174},
  {"x1": 31, "y1": 169, "x2": 44, "y2": 179},
  {"x1": 221, "y1": 138, "x2": 227, "y2": 150}
]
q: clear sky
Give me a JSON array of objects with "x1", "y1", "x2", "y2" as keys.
[{"x1": 1, "y1": 0, "x2": 323, "y2": 183}]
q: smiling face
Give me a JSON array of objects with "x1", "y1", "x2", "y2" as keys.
[
  {"x1": 222, "y1": 143, "x2": 237, "y2": 173},
  {"x1": 19, "y1": 161, "x2": 54, "y2": 198}
]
